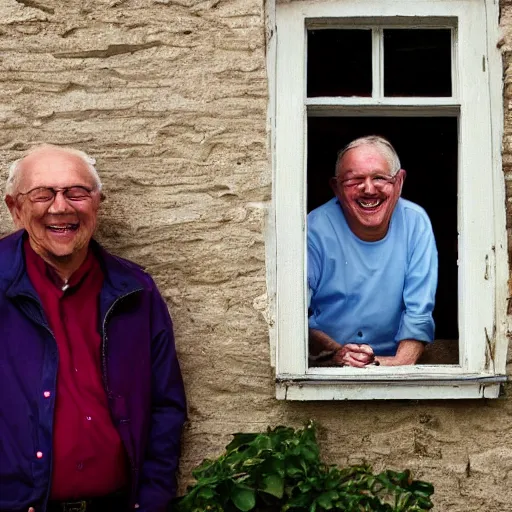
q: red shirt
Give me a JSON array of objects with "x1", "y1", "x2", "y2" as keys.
[{"x1": 24, "y1": 239, "x2": 127, "y2": 500}]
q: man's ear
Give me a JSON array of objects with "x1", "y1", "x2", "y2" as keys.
[
  {"x1": 5, "y1": 195, "x2": 15, "y2": 215},
  {"x1": 5, "y1": 195, "x2": 23, "y2": 227},
  {"x1": 397, "y1": 169, "x2": 406, "y2": 193}
]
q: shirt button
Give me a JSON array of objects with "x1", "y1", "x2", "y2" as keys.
[
  {"x1": 43, "y1": 391, "x2": 51, "y2": 398},
  {"x1": 357, "y1": 331, "x2": 363, "y2": 337},
  {"x1": 85, "y1": 416, "x2": 92, "y2": 421},
  {"x1": 36, "y1": 451, "x2": 43, "y2": 459},
  {"x1": 76, "y1": 461, "x2": 84, "y2": 471}
]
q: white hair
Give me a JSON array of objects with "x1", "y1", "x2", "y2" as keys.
[
  {"x1": 335, "y1": 135, "x2": 401, "y2": 177},
  {"x1": 5, "y1": 144, "x2": 103, "y2": 196}
]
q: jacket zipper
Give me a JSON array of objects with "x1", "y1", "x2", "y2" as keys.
[
  {"x1": 100, "y1": 288, "x2": 142, "y2": 505},
  {"x1": 100, "y1": 289, "x2": 142, "y2": 392}
]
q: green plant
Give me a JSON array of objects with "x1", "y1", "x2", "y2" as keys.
[{"x1": 174, "y1": 421, "x2": 434, "y2": 512}]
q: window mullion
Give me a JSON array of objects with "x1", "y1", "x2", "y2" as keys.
[{"x1": 372, "y1": 27, "x2": 383, "y2": 99}]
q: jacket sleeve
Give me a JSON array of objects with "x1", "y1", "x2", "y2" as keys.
[{"x1": 136, "y1": 286, "x2": 187, "y2": 512}]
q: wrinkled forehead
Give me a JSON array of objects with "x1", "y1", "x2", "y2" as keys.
[
  {"x1": 337, "y1": 145, "x2": 393, "y2": 177},
  {"x1": 17, "y1": 149, "x2": 96, "y2": 191}
]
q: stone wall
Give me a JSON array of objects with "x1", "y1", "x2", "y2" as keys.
[{"x1": 1, "y1": 1, "x2": 512, "y2": 510}]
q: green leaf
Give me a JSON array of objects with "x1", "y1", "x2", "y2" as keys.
[
  {"x1": 231, "y1": 486, "x2": 256, "y2": 511},
  {"x1": 261, "y1": 474, "x2": 284, "y2": 498},
  {"x1": 300, "y1": 445, "x2": 319, "y2": 462},
  {"x1": 316, "y1": 490, "x2": 339, "y2": 510},
  {"x1": 286, "y1": 466, "x2": 304, "y2": 477},
  {"x1": 197, "y1": 487, "x2": 216, "y2": 499},
  {"x1": 242, "y1": 457, "x2": 264, "y2": 468},
  {"x1": 226, "y1": 433, "x2": 260, "y2": 452},
  {"x1": 261, "y1": 455, "x2": 285, "y2": 478},
  {"x1": 254, "y1": 434, "x2": 273, "y2": 451},
  {"x1": 410, "y1": 481, "x2": 435, "y2": 495},
  {"x1": 298, "y1": 481, "x2": 312, "y2": 493}
]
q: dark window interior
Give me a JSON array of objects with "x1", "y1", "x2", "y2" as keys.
[
  {"x1": 384, "y1": 29, "x2": 452, "y2": 97},
  {"x1": 307, "y1": 117, "x2": 459, "y2": 362},
  {"x1": 307, "y1": 29, "x2": 373, "y2": 97}
]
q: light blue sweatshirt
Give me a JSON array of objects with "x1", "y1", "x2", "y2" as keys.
[{"x1": 308, "y1": 197, "x2": 438, "y2": 356}]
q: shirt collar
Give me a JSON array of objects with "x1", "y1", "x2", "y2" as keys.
[{"x1": 23, "y1": 236, "x2": 97, "y2": 293}]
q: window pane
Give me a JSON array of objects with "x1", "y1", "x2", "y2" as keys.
[
  {"x1": 307, "y1": 29, "x2": 372, "y2": 97},
  {"x1": 384, "y1": 29, "x2": 452, "y2": 97},
  {"x1": 307, "y1": 116, "x2": 459, "y2": 364}
]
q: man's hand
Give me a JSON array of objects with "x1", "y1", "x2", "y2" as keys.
[
  {"x1": 309, "y1": 328, "x2": 376, "y2": 367},
  {"x1": 375, "y1": 339, "x2": 424, "y2": 366},
  {"x1": 332, "y1": 343, "x2": 375, "y2": 367}
]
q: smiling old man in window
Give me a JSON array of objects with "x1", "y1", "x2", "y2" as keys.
[{"x1": 308, "y1": 136, "x2": 438, "y2": 367}]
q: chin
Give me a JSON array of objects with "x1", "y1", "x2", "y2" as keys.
[
  {"x1": 358, "y1": 215, "x2": 386, "y2": 228},
  {"x1": 45, "y1": 244, "x2": 77, "y2": 258},
  {"x1": 49, "y1": 252, "x2": 75, "y2": 261}
]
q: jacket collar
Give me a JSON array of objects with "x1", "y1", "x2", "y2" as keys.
[{"x1": 1, "y1": 230, "x2": 144, "y2": 301}]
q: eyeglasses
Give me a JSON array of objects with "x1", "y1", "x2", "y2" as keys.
[
  {"x1": 16, "y1": 186, "x2": 96, "y2": 203},
  {"x1": 337, "y1": 174, "x2": 398, "y2": 190}
]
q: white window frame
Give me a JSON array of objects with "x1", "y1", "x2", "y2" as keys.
[{"x1": 271, "y1": 0, "x2": 508, "y2": 400}]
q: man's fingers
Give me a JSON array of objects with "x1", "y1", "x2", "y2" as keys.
[
  {"x1": 349, "y1": 351, "x2": 373, "y2": 363},
  {"x1": 342, "y1": 354, "x2": 369, "y2": 368},
  {"x1": 336, "y1": 348, "x2": 375, "y2": 367},
  {"x1": 332, "y1": 344, "x2": 376, "y2": 367},
  {"x1": 359, "y1": 346, "x2": 374, "y2": 356},
  {"x1": 344, "y1": 343, "x2": 374, "y2": 355},
  {"x1": 343, "y1": 343, "x2": 362, "y2": 351}
]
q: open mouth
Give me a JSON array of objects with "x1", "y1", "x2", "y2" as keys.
[
  {"x1": 357, "y1": 199, "x2": 383, "y2": 210},
  {"x1": 46, "y1": 223, "x2": 79, "y2": 234}
]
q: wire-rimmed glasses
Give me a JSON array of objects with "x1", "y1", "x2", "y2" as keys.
[{"x1": 16, "y1": 186, "x2": 95, "y2": 204}]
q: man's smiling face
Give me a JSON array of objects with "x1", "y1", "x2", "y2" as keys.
[
  {"x1": 5, "y1": 147, "x2": 101, "y2": 266},
  {"x1": 331, "y1": 144, "x2": 404, "y2": 242}
]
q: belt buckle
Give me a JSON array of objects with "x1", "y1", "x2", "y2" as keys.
[{"x1": 62, "y1": 501, "x2": 87, "y2": 512}]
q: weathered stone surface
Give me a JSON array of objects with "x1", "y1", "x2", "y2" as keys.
[{"x1": 2, "y1": 0, "x2": 512, "y2": 510}]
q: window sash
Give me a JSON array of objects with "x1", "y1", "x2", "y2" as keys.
[{"x1": 305, "y1": 22, "x2": 458, "y2": 101}]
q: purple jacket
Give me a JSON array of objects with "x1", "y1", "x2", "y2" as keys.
[{"x1": 0, "y1": 230, "x2": 187, "y2": 512}]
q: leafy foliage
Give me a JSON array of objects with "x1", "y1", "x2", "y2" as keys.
[{"x1": 174, "y1": 421, "x2": 434, "y2": 512}]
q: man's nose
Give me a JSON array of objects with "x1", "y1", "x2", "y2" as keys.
[
  {"x1": 48, "y1": 191, "x2": 71, "y2": 213},
  {"x1": 361, "y1": 177, "x2": 377, "y2": 194}
]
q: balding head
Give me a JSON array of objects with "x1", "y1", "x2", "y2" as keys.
[
  {"x1": 5, "y1": 144, "x2": 102, "y2": 197},
  {"x1": 335, "y1": 136, "x2": 401, "y2": 178}
]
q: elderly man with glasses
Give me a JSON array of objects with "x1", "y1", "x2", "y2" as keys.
[
  {"x1": 308, "y1": 136, "x2": 438, "y2": 367},
  {"x1": 0, "y1": 145, "x2": 186, "y2": 512}
]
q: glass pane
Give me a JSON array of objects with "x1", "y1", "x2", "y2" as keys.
[
  {"x1": 307, "y1": 29, "x2": 372, "y2": 97},
  {"x1": 384, "y1": 29, "x2": 452, "y2": 97}
]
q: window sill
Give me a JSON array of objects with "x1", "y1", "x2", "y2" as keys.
[{"x1": 276, "y1": 373, "x2": 507, "y2": 400}]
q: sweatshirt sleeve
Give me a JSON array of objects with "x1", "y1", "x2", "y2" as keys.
[{"x1": 395, "y1": 210, "x2": 438, "y2": 343}]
